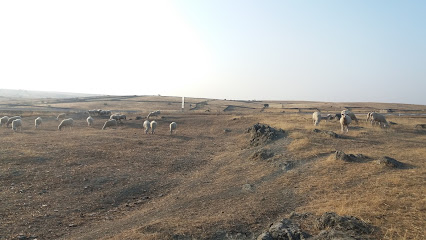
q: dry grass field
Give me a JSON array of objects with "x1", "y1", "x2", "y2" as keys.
[{"x1": 0, "y1": 95, "x2": 425, "y2": 239}]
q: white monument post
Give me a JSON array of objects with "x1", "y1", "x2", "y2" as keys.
[{"x1": 182, "y1": 97, "x2": 185, "y2": 112}]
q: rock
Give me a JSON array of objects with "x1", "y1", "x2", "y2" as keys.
[
  {"x1": 17, "y1": 235, "x2": 28, "y2": 240},
  {"x1": 316, "y1": 212, "x2": 374, "y2": 236},
  {"x1": 334, "y1": 151, "x2": 367, "y2": 162},
  {"x1": 376, "y1": 156, "x2": 405, "y2": 169},
  {"x1": 312, "y1": 129, "x2": 339, "y2": 138},
  {"x1": 136, "y1": 116, "x2": 143, "y2": 120},
  {"x1": 323, "y1": 130, "x2": 339, "y2": 138},
  {"x1": 172, "y1": 234, "x2": 193, "y2": 240},
  {"x1": 247, "y1": 123, "x2": 285, "y2": 147},
  {"x1": 259, "y1": 212, "x2": 377, "y2": 240},
  {"x1": 268, "y1": 219, "x2": 311, "y2": 240},
  {"x1": 242, "y1": 184, "x2": 254, "y2": 192},
  {"x1": 224, "y1": 128, "x2": 231, "y2": 133},
  {"x1": 310, "y1": 229, "x2": 357, "y2": 240},
  {"x1": 257, "y1": 232, "x2": 274, "y2": 240},
  {"x1": 251, "y1": 149, "x2": 274, "y2": 161}
]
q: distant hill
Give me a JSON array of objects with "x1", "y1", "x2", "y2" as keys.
[{"x1": 0, "y1": 89, "x2": 101, "y2": 99}]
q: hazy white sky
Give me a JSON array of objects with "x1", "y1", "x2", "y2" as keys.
[{"x1": 1, "y1": 1, "x2": 425, "y2": 104}]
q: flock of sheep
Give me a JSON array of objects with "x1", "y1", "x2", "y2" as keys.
[
  {"x1": 0, "y1": 108, "x2": 391, "y2": 135},
  {"x1": 312, "y1": 109, "x2": 390, "y2": 133},
  {"x1": 0, "y1": 112, "x2": 178, "y2": 135}
]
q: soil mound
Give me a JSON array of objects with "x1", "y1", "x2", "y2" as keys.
[{"x1": 247, "y1": 123, "x2": 285, "y2": 147}]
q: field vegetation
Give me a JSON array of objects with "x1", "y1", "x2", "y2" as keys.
[{"x1": 0, "y1": 95, "x2": 425, "y2": 239}]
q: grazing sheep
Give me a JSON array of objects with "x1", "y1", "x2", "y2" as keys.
[
  {"x1": 325, "y1": 114, "x2": 334, "y2": 121},
  {"x1": 170, "y1": 122, "x2": 177, "y2": 134},
  {"x1": 0, "y1": 116, "x2": 9, "y2": 127},
  {"x1": 366, "y1": 112, "x2": 374, "y2": 122},
  {"x1": 366, "y1": 112, "x2": 380, "y2": 126},
  {"x1": 99, "y1": 110, "x2": 111, "y2": 117},
  {"x1": 6, "y1": 116, "x2": 21, "y2": 127},
  {"x1": 58, "y1": 118, "x2": 74, "y2": 131},
  {"x1": 150, "y1": 120, "x2": 157, "y2": 134},
  {"x1": 340, "y1": 113, "x2": 352, "y2": 133},
  {"x1": 370, "y1": 112, "x2": 389, "y2": 128},
  {"x1": 56, "y1": 113, "x2": 66, "y2": 121},
  {"x1": 88, "y1": 110, "x2": 98, "y2": 116},
  {"x1": 143, "y1": 120, "x2": 150, "y2": 134},
  {"x1": 87, "y1": 116, "x2": 94, "y2": 127},
  {"x1": 341, "y1": 110, "x2": 358, "y2": 123},
  {"x1": 312, "y1": 111, "x2": 321, "y2": 126},
  {"x1": 35, "y1": 117, "x2": 42, "y2": 129},
  {"x1": 147, "y1": 110, "x2": 161, "y2": 119},
  {"x1": 110, "y1": 114, "x2": 126, "y2": 122},
  {"x1": 12, "y1": 119, "x2": 22, "y2": 132},
  {"x1": 102, "y1": 119, "x2": 117, "y2": 130},
  {"x1": 334, "y1": 113, "x2": 342, "y2": 120}
]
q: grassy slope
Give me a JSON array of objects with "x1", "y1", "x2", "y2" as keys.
[{"x1": 0, "y1": 96, "x2": 425, "y2": 240}]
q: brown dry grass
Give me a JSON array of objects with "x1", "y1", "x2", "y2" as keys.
[{"x1": 0, "y1": 96, "x2": 425, "y2": 239}]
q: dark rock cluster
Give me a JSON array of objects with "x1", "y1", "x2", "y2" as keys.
[
  {"x1": 247, "y1": 123, "x2": 285, "y2": 147},
  {"x1": 258, "y1": 212, "x2": 377, "y2": 240},
  {"x1": 334, "y1": 151, "x2": 368, "y2": 162},
  {"x1": 312, "y1": 129, "x2": 339, "y2": 138}
]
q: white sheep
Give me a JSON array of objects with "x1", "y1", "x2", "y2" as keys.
[
  {"x1": 99, "y1": 110, "x2": 111, "y2": 116},
  {"x1": 150, "y1": 120, "x2": 157, "y2": 134},
  {"x1": 58, "y1": 118, "x2": 74, "y2": 131},
  {"x1": 325, "y1": 114, "x2": 334, "y2": 122},
  {"x1": 370, "y1": 112, "x2": 389, "y2": 128},
  {"x1": 312, "y1": 111, "x2": 321, "y2": 126},
  {"x1": 143, "y1": 120, "x2": 150, "y2": 134},
  {"x1": 87, "y1": 116, "x2": 94, "y2": 127},
  {"x1": 6, "y1": 116, "x2": 22, "y2": 127},
  {"x1": 102, "y1": 119, "x2": 117, "y2": 130},
  {"x1": 170, "y1": 122, "x2": 177, "y2": 134},
  {"x1": 340, "y1": 113, "x2": 352, "y2": 133},
  {"x1": 88, "y1": 110, "x2": 98, "y2": 116},
  {"x1": 12, "y1": 119, "x2": 22, "y2": 132},
  {"x1": 147, "y1": 110, "x2": 161, "y2": 119},
  {"x1": 366, "y1": 112, "x2": 374, "y2": 122},
  {"x1": 341, "y1": 110, "x2": 358, "y2": 123},
  {"x1": 110, "y1": 114, "x2": 126, "y2": 122},
  {"x1": 0, "y1": 116, "x2": 9, "y2": 127},
  {"x1": 35, "y1": 117, "x2": 42, "y2": 129},
  {"x1": 56, "y1": 113, "x2": 66, "y2": 121}
]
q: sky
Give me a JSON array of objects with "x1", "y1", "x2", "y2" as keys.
[{"x1": 0, "y1": 1, "x2": 425, "y2": 104}]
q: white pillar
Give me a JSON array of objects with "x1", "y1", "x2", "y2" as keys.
[{"x1": 182, "y1": 97, "x2": 185, "y2": 112}]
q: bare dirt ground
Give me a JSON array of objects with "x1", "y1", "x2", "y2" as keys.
[{"x1": 0, "y1": 96, "x2": 425, "y2": 240}]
